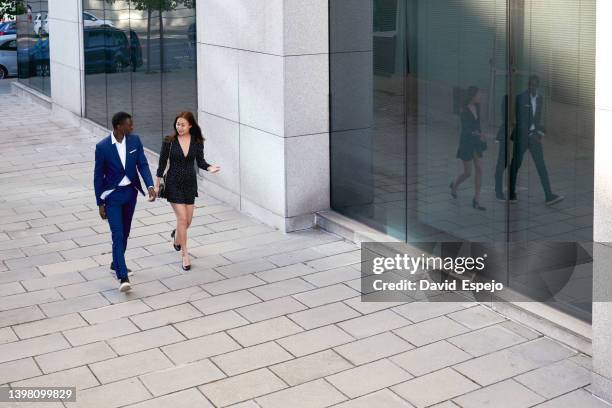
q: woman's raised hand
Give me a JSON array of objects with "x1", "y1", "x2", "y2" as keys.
[{"x1": 207, "y1": 164, "x2": 221, "y2": 174}]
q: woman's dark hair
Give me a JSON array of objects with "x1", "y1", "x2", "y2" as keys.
[
  {"x1": 464, "y1": 86, "x2": 480, "y2": 107},
  {"x1": 164, "y1": 111, "x2": 204, "y2": 143}
]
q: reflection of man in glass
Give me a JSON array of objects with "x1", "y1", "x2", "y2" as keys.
[{"x1": 508, "y1": 75, "x2": 563, "y2": 206}]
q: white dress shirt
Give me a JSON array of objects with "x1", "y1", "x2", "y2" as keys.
[
  {"x1": 530, "y1": 93, "x2": 538, "y2": 131},
  {"x1": 100, "y1": 132, "x2": 132, "y2": 201}
]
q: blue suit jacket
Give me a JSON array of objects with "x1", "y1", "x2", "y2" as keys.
[
  {"x1": 93, "y1": 134, "x2": 154, "y2": 206},
  {"x1": 514, "y1": 91, "x2": 545, "y2": 142}
]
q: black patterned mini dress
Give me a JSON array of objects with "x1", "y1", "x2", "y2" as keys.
[
  {"x1": 156, "y1": 135, "x2": 210, "y2": 205},
  {"x1": 456, "y1": 105, "x2": 485, "y2": 161}
]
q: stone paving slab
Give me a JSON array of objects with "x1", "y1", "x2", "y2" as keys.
[{"x1": 0, "y1": 93, "x2": 609, "y2": 407}]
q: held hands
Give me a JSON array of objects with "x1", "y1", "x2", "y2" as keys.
[
  {"x1": 154, "y1": 178, "x2": 162, "y2": 196},
  {"x1": 206, "y1": 164, "x2": 221, "y2": 174},
  {"x1": 473, "y1": 131, "x2": 487, "y2": 142},
  {"x1": 148, "y1": 186, "x2": 157, "y2": 202},
  {"x1": 98, "y1": 204, "x2": 107, "y2": 220}
]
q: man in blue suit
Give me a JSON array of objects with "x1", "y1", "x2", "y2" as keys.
[
  {"x1": 94, "y1": 112, "x2": 156, "y2": 292},
  {"x1": 508, "y1": 75, "x2": 563, "y2": 206}
]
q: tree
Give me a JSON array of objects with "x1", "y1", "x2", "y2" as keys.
[
  {"x1": 106, "y1": 0, "x2": 194, "y2": 73},
  {"x1": 0, "y1": 0, "x2": 26, "y2": 20}
]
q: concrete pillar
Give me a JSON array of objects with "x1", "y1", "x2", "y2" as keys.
[
  {"x1": 196, "y1": 0, "x2": 329, "y2": 232},
  {"x1": 592, "y1": 0, "x2": 612, "y2": 402},
  {"x1": 47, "y1": 0, "x2": 84, "y2": 122}
]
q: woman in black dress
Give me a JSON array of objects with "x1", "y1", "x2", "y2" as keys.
[
  {"x1": 450, "y1": 86, "x2": 487, "y2": 211},
  {"x1": 155, "y1": 112, "x2": 220, "y2": 270}
]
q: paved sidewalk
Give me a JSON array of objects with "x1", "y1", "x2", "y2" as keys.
[{"x1": 0, "y1": 94, "x2": 609, "y2": 408}]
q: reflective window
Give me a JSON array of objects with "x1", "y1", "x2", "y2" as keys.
[
  {"x1": 16, "y1": 0, "x2": 50, "y2": 96},
  {"x1": 330, "y1": 0, "x2": 595, "y2": 321},
  {"x1": 82, "y1": 0, "x2": 197, "y2": 153}
]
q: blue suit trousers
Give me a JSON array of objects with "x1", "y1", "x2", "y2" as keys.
[{"x1": 105, "y1": 185, "x2": 138, "y2": 279}]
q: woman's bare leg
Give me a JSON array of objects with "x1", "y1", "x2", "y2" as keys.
[
  {"x1": 182, "y1": 204, "x2": 195, "y2": 265},
  {"x1": 171, "y1": 203, "x2": 188, "y2": 251},
  {"x1": 452, "y1": 160, "x2": 473, "y2": 192}
]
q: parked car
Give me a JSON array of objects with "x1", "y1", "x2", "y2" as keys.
[
  {"x1": 83, "y1": 11, "x2": 114, "y2": 27},
  {"x1": 0, "y1": 34, "x2": 17, "y2": 78},
  {"x1": 16, "y1": 35, "x2": 49, "y2": 78},
  {"x1": 33, "y1": 13, "x2": 48, "y2": 36},
  {"x1": 83, "y1": 27, "x2": 141, "y2": 73},
  {"x1": 0, "y1": 21, "x2": 16, "y2": 36}
]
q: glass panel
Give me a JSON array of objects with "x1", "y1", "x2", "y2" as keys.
[
  {"x1": 130, "y1": 3, "x2": 162, "y2": 151},
  {"x1": 330, "y1": 0, "x2": 509, "y2": 242},
  {"x1": 104, "y1": 1, "x2": 132, "y2": 122},
  {"x1": 82, "y1": 0, "x2": 197, "y2": 155},
  {"x1": 17, "y1": 0, "x2": 50, "y2": 96},
  {"x1": 16, "y1": 10, "x2": 31, "y2": 89},
  {"x1": 330, "y1": 0, "x2": 595, "y2": 321},
  {"x1": 161, "y1": 1, "x2": 197, "y2": 147},
  {"x1": 410, "y1": 0, "x2": 508, "y2": 244},
  {"x1": 40, "y1": 0, "x2": 50, "y2": 95},
  {"x1": 29, "y1": 1, "x2": 44, "y2": 93},
  {"x1": 330, "y1": 0, "x2": 407, "y2": 241},
  {"x1": 507, "y1": 0, "x2": 595, "y2": 320},
  {"x1": 83, "y1": 0, "x2": 108, "y2": 127}
]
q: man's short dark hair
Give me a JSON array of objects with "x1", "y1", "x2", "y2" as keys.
[{"x1": 112, "y1": 112, "x2": 132, "y2": 129}]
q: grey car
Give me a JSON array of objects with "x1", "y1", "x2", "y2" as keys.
[{"x1": 0, "y1": 34, "x2": 17, "y2": 79}]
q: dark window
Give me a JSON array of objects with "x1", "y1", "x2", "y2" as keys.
[
  {"x1": 0, "y1": 39, "x2": 16, "y2": 51},
  {"x1": 87, "y1": 30, "x2": 105, "y2": 47}
]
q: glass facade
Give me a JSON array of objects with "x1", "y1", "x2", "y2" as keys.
[
  {"x1": 330, "y1": 0, "x2": 595, "y2": 320},
  {"x1": 82, "y1": 0, "x2": 197, "y2": 153},
  {"x1": 16, "y1": 0, "x2": 51, "y2": 96}
]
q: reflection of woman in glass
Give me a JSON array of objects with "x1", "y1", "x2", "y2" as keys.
[
  {"x1": 450, "y1": 86, "x2": 487, "y2": 211},
  {"x1": 155, "y1": 112, "x2": 221, "y2": 270}
]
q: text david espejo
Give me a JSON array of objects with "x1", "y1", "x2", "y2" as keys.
[{"x1": 369, "y1": 253, "x2": 504, "y2": 294}]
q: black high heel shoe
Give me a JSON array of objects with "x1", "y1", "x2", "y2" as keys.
[
  {"x1": 472, "y1": 198, "x2": 486, "y2": 211},
  {"x1": 181, "y1": 255, "x2": 191, "y2": 271},
  {"x1": 450, "y1": 181, "x2": 457, "y2": 199},
  {"x1": 171, "y1": 229, "x2": 181, "y2": 251}
]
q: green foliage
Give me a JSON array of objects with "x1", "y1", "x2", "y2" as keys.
[{"x1": 0, "y1": 0, "x2": 27, "y2": 19}]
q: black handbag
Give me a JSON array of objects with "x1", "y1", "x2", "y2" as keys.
[
  {"x1": 473, "y1": 131, "x2": 487, "y2": 152},
  {"x1": 479, "y1": 140, "x2": 488, "y2": 152},
  {"x1": 158, "y1": 175, "x2": 168, "y2": 199},
  {"x1": 158, "y1": 141, "x2": 172, "y2": 199}
]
